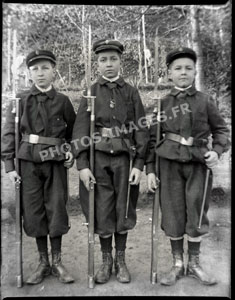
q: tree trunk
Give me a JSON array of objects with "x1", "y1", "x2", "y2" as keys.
[
  {"x1": 187, "y1": 31, "x2": 192, "y2": 48},
  {"x1": 216, "y1": 9, "x2": 226, "y2": 60},
  {"x1": 154, "y1": 27, "x2": 159, "y2": 91},
  {"x1": 190, "y1": 5, "x2": 205, "y2": 92},
  {"x1": 68, "y1": 62, "x2": 71, "y2": 86},
  {"x1": 142, "y1": 13, "x2": 148, "y2": 84},
  {"x1": 138, "y1": 24, "x2": 143, "y2": 83}
]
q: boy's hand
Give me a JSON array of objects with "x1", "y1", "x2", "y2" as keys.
[
  {"x1": 64, "y1": 151, "x2": 74, "y2": 168},
  {"x1": 204, "y1": 150, "x2": 219, "y2": 168},
  {"x1": 79, "y1": 168, "x2": 96, "y2": 191},
  {"x1": 147, "y1": 173, "x2": 159, "y2": 193},
  {"x1": 8, "y1": 170, "x2": 21, "y2": 184},
  {"x1": 129, "y1": 167, "x2": 141, "y2": 185}
]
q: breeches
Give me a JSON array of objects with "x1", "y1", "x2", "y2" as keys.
[
  {"x1": 159, "y1": 158, "x2": 212, "y2": 238},
  {"x1": 20, "y1": 160, "x2": 69, "y2": 238},
  {"x1": 80, "y1": 151, "x2": 139, "y2": 236}
]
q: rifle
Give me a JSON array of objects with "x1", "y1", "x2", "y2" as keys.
[
  {"x1": 150, "y1": 98, "x2": 161, "y2": 284},
  {"x1": 198, "y1": 168, "x2": 211, "y2": 229},
  {"x1": 198, "y1": 138, "x2": 213, "y2": 229},
  {"x1": 11, "y1": 95, "x2": 23, "y2": 288},
  {"x1": 125, "y1": 146, "x2": 136, "y2": 219},
  {"x1": 83, "y1": 25, "x2": 96, "y2": 289},
  {"x1": 11, "y1": 29, "x2": 23, "y2": 288}
]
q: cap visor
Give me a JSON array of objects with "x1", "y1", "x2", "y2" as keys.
[
  {"x1": 95, "y1": 45, "x2": 122, "y2": 53},
  {"x1": 28, "y1": 55, "x2": 56, "y2": 67}
]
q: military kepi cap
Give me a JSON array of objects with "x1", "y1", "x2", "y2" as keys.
[
  {"x1": 93, "y1": 39, "x2": 124, "y2": 54},
  {"x1": 166, "y1": 47, "x2": 197, "y2": 66},
  {"x1": 26, "y1": 50, "x2": 56, "y2": 68}
]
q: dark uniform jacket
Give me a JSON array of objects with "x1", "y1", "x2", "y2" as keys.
[
  {"x1": 1, "y1": 84, "x2": 76, "y2": 172},
  {"x1": 146, "y1": 86, "x2": 229, "y2": 174},
  {"x1": 72, "y1": 76, "x2": 149, "y2": 171}
]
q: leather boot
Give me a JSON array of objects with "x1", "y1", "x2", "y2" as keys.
[
  {"x1": 95, "y1": 252, "x2": 113, "y2": 283},
  {"x1": 160, "y1": 253, "x2": 185, "y2": 286},
  {"x1": 186, "y1": 254, "x2": 217, "y2": 285},
  {"x1": 51, "y1": 251, "x2": 74, "y2": 283},
  {"x1": 114, "y1": 251, "x2": 131, "y2": 283},
  {"x1": 26, "y1": 252, "x2": 51, "y2": 285}
]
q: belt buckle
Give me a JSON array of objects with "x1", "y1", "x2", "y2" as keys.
[
  {"x1": 29, "y1": 134, "x2": 39, "y2": 144},
  {"x1": 102, "y1": 128, "x2": 113, "y2": 138},
  {"x1": 180, "y1": 136, "x2": 194, "y2": 146}
]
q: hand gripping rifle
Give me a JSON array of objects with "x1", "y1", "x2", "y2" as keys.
[
  {"x1": 150, "y1": 98, "x2": 161, "y2": 284},
  {"x1": 11, "y1": 94, "x2": 23, "y2": 288},
  {"x1": 83, "y1": 25, "x2": 96, "y2": 289}
]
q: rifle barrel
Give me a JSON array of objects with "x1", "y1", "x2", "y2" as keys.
[
  {"x1": 150, "y1": 98, "x2": 161, "y2": 284},
  {"x1": 15, "y1": 97, "x2": 23, "y2": 287},
  {"x1": 88, "y1": 97, "x2": 95, "y2": 289},
  {"x1": 87, "y1": 24, "x2": 95, "y2": 289}
]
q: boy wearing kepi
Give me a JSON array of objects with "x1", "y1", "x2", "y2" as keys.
[
  {"x1": 72, "y1": 39, "x2": 149, "y2": 284},
  {"x1": 146, "y1": 47, "x2": 229, "y2": 286},
  {"x1": 1, "y1": 50, "x2": 76, "y2": 284}
]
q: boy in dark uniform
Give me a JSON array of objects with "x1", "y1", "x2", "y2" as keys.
[
  {"x1": 72, "y1": 39, "x2": 149, "y2": 284},
  {"x1": 1, "y1": 50, "x2": 76, "y2": 284},
  {"x1": 146, "y1": 47, "x2": 229, "y2": 286}
]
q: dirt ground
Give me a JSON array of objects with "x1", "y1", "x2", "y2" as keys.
[{"x1": 1, "y1": 151, "x2": 231, "y2": 298}]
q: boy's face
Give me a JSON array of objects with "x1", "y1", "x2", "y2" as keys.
[
  {"x1": 97, "y1": 50, "x2": 121, "y2": 79},
  {"x1": 29, "y1": 59, "x2": 55, "y2": 89},
  {"x1": 168, "y1": 57, "x2": 196, "y2": 88}
]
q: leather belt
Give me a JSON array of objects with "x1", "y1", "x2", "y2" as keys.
[
  {"x1": 165, "y1": 133, "x2": 208, "y2": 147},
  {"x1": 22, "y1": 134, "x2": 64, "y2": 146},
  {"x1": 97, "y1": 127, "x2": 129, "y2": 138}
]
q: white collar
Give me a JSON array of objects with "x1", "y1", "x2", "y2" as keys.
[
  {"x1": 35, "y1": 84, "x2": 53, "y2": 93},
  {"x1": 175, "y1": 85, "x2": 192, "y2": 91},
  {"x1": 102, "y1": 75, "x2": 119, "y2": 82}
]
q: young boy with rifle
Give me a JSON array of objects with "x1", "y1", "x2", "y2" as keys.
[
  {"x1": 146, "y1": 47, "x2": 229, "y2": 286},
  {"x1": 72, "y1": 39, "x2": 149, "y2": 284},
  {"x1": 1, "y1": 50, "x2": 76, "y2": 285}
]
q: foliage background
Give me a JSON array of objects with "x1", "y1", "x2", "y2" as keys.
[{"x1": 2, "y1": 3, "x2": 232, "y2": 121}]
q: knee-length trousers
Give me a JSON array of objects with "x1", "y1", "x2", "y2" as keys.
[
  {"x1": 21, "y1": 160, "x2": 69, "y2": 238},
  {"x1": 159, "y1": 158, "x2": 212, "y2": 238},
  {"x1": 79, "y1": 151, "x2": 139, "y2": 236}
]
